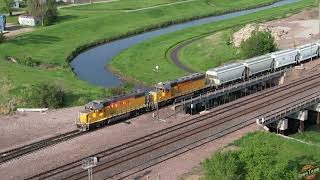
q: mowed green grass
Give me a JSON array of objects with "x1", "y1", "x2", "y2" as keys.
[
  {"x1": 292, "y1": 130, "x2": 320, "y2": 145},
  {"x1": 179, "y1": 29, "x2": 242, "y2": 72},
  {"x1": 0, "y1": 0, "x2": 281, "y2": 107},
  {"x1": 0, "y1": 60, "x2": 106, "y2": 107},
  {"x1": 63, "y1": 0, "x2": 189, "y2": 11},
  {"x1": 0, "y1": 0, "x2": 279, "y2": 65},
  {"x1": 111, "y1": 0, "x2": 316, "y2": 85}
]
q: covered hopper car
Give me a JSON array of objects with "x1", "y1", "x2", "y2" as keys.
[
  {"x1": 297, "y1": 43, "x2": 319, "y2": 63},
  {"x1": 206, "y1": 63, "x2": 246, "y2": 86}
]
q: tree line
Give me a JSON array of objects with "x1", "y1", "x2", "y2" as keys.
[{"x1": 0, "y1": 0, "x2": 58, "y2": 26}]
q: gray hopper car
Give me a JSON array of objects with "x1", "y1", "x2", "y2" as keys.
[
  {"x1": 243, "y1": 54, "x2": 273, "y2": 77},
  {"x1": 297, "y1": 43, "x2": 319, "y2": 63},
  {"x1": 270, "y1": 49, "x2": 299, "y2": 69},
  {"x1": 206, "y1": 63, "x2": 246, "y2": 86}
]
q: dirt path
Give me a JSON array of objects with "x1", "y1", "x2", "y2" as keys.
[
  {"x1": 3, "y1": 23, "x2": 34, "y2": 39},
  {"x1": 125, "y1": 0, "x2": 196, "y2": 12},
  {"x1": 169, "y1": 38, "x2": 197, "y2": 73},
  {"x1": 58, "y1": 0, "x2": 118, "y2": 9}
]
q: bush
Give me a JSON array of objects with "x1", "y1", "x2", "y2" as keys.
[
  {"x1": 240, "y1": 31, "x2": 277, "y2": 58},
  {"x1": 43, "y1": 0, "x2": 58, "y2": 26},
  {"x1": 109, "y1": 87, "x2": 126, "y2": 96},
  {"x1": 202, "y1": 151, "x2": 244, "y2": 180},
  {"x1": 0, "y1": 32, "x2": 3, "y2": 43},
  {"x1": 24, "y1": 83, "x2": 64, "y2": 108},
  {"x1": 17, "y1": 56, "x2": 41, "y2": 67}
]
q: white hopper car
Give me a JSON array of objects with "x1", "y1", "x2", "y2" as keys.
[
  {"x1": 206, "y1": 63, "x2": 245, "y2": 86},
  {"x1": 297, "y1": 43, "x2": 319, "y2": 63},
  {"x1": 206, "y1": 42, "x2": 320, "y2": 87}
]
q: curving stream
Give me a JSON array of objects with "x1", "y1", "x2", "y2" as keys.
[{"x1": 70, "y1": 0, "x2": 300, "y2": 87}]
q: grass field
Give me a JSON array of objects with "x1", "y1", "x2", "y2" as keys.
[
  {"x1": 179, "y1": 29, "x2": 242, "y2": 72},
  {"x1": 202, "y1": 131, "x2": 320, "y2": 179},
  {"x1": 63, "y1": 0, "x2": 189, "y2": 11},
  {"x1": 0, "y1": 60, "x2": 106, "y2": 107},
  {"x1": 0, "y1": 0, "x2": 282, "y2": 109},
  {"x1": 0, "y1": 0, "x2": 280, "y2": 65},
  {"x1": 291, "y1": 128, "x2": 320, "y2": 145},
  {"x1": 111, "y1": 0, "x2": 316, "y2": 85}
]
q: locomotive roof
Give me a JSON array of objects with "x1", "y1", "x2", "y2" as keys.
[
  {"x1": 83, "y1": 90, "x2": 146, "y2": 111},
  {"x1": 100, "y1": 90, "x2": 146, "y2": 105},
  {"x1": 155, "y1": 73, "x2": 205, "y2": 90},
  {"x1": 84, "y1": 101, "x2": 104, "y2": 111},
  {"x1": 171, "y1": 73, "x2": 205, "y2": 85}
]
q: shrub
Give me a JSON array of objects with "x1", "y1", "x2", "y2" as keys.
[
  {"x1": 0, "y1": 32, "x2": 3, "y2": 43},
  {"x1": 109, "y1": 87, "x2": 126, "y2": 96},
  {"x1": 43, "y1": 0, "x2": 58, "y2": 26},
  {"x1": 24, "y1": 83, "x2": 64, "y2": 108},
  {"x1": 17, "y1": 56, "x2": 41, "y2": 67},
  {"x1": 202, "y1": 151, "x2": 244, "y2": 180},
  {"x1": 240, "y1": 31, "x2": 277, "y2": 58}
]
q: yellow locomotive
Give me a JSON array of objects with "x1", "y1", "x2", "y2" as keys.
[
  {"x1": 78, "y1": 91, "x2": 146, "y2": 131},
  {"x1": 77, "y1": 73, "x2": 206, "y2": 131},
  {"x1": 149, "y1": 73, "x2": 206, "y2": 103}
]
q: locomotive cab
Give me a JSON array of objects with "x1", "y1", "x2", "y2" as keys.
[
  {"x1": 149, "y1": 82, "x2": 172, "y2": 103},
  {"x1": 77, "y1": 101, "x2": 104, "y2": 131}
]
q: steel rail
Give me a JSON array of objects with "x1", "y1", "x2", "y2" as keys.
[
  {"x1": 66, "y1": 80, "x2": 320, "y2": 179},
  {"x1": 30, "y1": 72, "x2": 320, "y2": 180},
  {"x1": 0, "y1": 130, "x2": 83, "y2": 164}
]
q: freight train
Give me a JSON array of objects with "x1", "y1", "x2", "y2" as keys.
[{"x1": 77, "y1": 42, "x2": 320, "y2": 131}]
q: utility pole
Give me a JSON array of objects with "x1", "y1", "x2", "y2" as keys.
[{"x1": 156, "y1": 86, "x2": 159, "y2": 121}]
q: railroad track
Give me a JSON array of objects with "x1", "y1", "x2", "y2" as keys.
[
  {"x1": 28, "y1": 72, "x2": 320, "y2": 180},
  {"x1": 0, "y1": 69, "x2": 282, "y2": 165},
  {"x1": 0, "y1": 130, "x2": 83, "y2": 164}
]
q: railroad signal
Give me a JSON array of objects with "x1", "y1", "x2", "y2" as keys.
[{"x1": 82, "y1": 157, "x2": 99, "y2": 180}]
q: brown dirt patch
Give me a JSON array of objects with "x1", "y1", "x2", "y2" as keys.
[
  {"x1": 3, "y1": 23, "x2": 34, "y2": 39},
  {"x1": 233, "y1": 8, "x2": 320, "y2": 49}
]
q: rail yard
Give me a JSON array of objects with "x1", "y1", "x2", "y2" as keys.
[{"x1": 1, "y1": 0, "x2": 320, "y2": 179}]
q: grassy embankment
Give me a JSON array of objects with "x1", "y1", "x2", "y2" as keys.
[
  {"x1": 111, "y1": 0, "x2": 316, "y2": 85},
  {"x1": 292, "y1": 127, "x2": 320, "y2": 145},
  {"x1": 0, "y1": 0, "x2": 280, "y2": 111},
  {"x1": 179, "y1": 29, "x2": 241, "y2": 72},
  {"x1": 64, "y1": 0, "x2": 188, "y2": 11},
  {"x1": 202, "y1": 131, "x2": 320, "y2": 179}
]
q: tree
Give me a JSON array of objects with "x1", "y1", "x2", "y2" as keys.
[
  {"x1": 0, "y1": 32, "x2": 3, "y2": 43},
  {"x1": 0, "y1": 0, "x2": 14, "y2": 16},
  {"x1": 43, "y1": 0, "x2": 57, "y2": 26},
  {"x1": 202, "y1": 151, "x2": 244, "y2": 180},
  {"x1": 240, "y1": 31, "x2": 277, "y2": 58},
  {"x1": 25, "y1": 83, "x2": 65, "y2": 108},
  {"x1": 26, "y1": 0, "x2": 57, "y2": 26},
  {"x1": 27, "y1": 0, "x2": 46, "y2": 26}
]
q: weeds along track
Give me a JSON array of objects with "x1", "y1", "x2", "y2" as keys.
[
  {"x1": 29, "y1": 72, "x2": 320, "y2": 180},
  {"x1": 0, "y1": 130, "x2": 83, "y2": 164}
]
